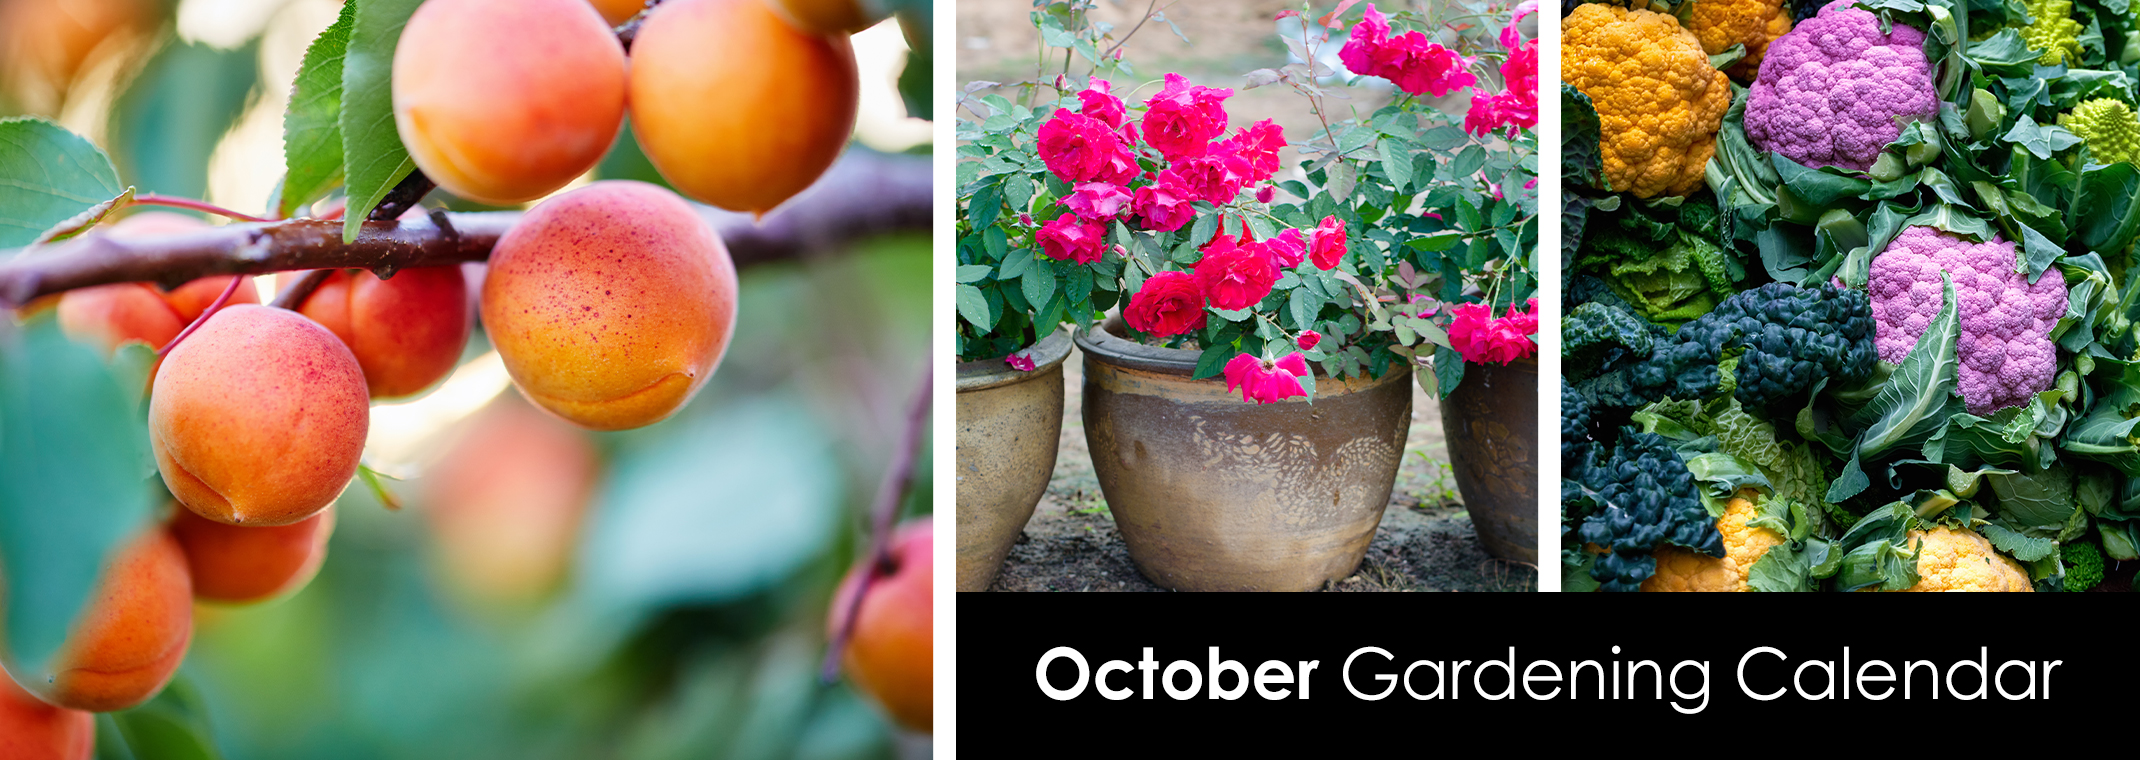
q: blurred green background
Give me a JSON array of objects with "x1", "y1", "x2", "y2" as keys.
[{"x1": 0, "y1": 0, "x2": 936, "y2": 757}]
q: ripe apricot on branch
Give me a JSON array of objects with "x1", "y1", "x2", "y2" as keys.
[
  {"x1": 629, "y1": 0, "x2": 859, "y2": 215},
  {"x1": 829, "y1": 518, "x2": 932, "y2": 733},
  {"x1": 423, "y1": 397, "x2": 599, "y2": 603},
  {"x1": 288, "y1": 266, "x2": 471, "y2": 400},
  {"x1": 150, "y1": 304, "x2": 369, "y2": 526},
  {"x1": 392, "y1": 0, "x2": 627, "y2": 204},
  {"x1": 0, "y1": 669, "x2": 92, "y2": 760},
  {"x1": 56, "y1": 213, "x2": 259, "y2": 355},
  {"x1": 481, "y1": 181, "x2": 737, "y2": 431},
  {"x1": 169, "y1": 505, "x2": 334, "y2": 604},
  {"x1": 20, "y1": 528, "x2": 193, "y2": 713},
  {"x1": 764, "y1": 0, "x2": 888, "y2": 35}
]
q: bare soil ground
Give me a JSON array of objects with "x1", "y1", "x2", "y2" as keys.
[{"x1": 984, "y1": 347, "x2": 1537, "y2": 592}]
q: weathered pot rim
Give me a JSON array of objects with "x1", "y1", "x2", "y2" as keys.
[
  {"x1": 1076, "y1": 314, "x2": 1408, "y2": 389},
  {"x1": 956, "y1": 325, "x2": 1074, "y2": 392}
]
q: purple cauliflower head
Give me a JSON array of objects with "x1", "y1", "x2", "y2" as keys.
[
  {"x1": 1744, "y1": 0, "x2": 1939, "y2": 172},
  {"x1": 1867, "y1": 226, "x2": 2068, "y2": 416}
]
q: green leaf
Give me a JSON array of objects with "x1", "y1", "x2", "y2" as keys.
[
  {"x1": 341, "y1": 0, "x2": 426, "y2": 242},
  {"x1": 1560, "y1": 84, "x2": 1603, "y2": 189},
  {"x1": 1432, "y1": 344, "x2": 1464, "y2": 400},
  {"x1": 2001, "y1": 114, "x2": 2083, "y2": 160},
  {"x1": 956, "y1": 284, "x2": 992, "y2": 330},
  {"x1": 109, "y1": 39, "x2": 258, "y2": 207},
  {"x1": 1976, "y1": 522, "x2": 2057, "y2": 562},
  {"x1": 105, "y1": 677, "x2": 222, "y2": 760},
  {"x1": 278, "y1": 0, "x2": 356, "y2": 219},
  {"x1": 27, "y1": 187, "x2": 133, "y2": 248},
  {"x1": 1378, "y1": 137, "x2": 1414, "y2": 192},
  {"x1": 1448, "y1": 145, "x2": 1488, "y2": 180},
  {"x1": 1287, "y1": 286, "x2": 1321, "y2": 329},
  {"x1": 955, "y1": 264, "x2": 992, "y2": 283},
  {"x1": 1850, "y1": 273, "x2": 1960, "y2": 461},
  {"x1": 1192, "y1": 341, "x2": 1233, "y2": 380},
  {"x1": 0, "y1": 118, "x2": 123, "y2": 249},
  {"x1": 1985, "y1": 466, "x2": 2078, "y2": 531},
  {"x1": 0, "y1": 318, "x2": 159, "y2": 677},
  {"x1": 1021, "y1": 260, "x2": 1056, "y2": 309}
]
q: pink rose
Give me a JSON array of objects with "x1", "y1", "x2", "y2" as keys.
[
  {"x1": 1266, "y1": 227, "x2": 1307, "y2": 269},
  {"x1": 1219, "y1": 119, "x2": 1286, "y2": 182},
  {"x1": 1157, "y1": 153, "x2": 1249, "y2": 205},
  {"x1": 1193, "y1": 231, "x2": 1278, "y2": 311},
  {"x1": 1309, "y1": 215, "x2": 1347, "y2": 270},
  {"x1": 1063, "y1": 182, "x2": 1132, "y2": 220},
  {"x1": 1255, "y1": 184, "x2": 1276, "y2": 204},
  {"x1": 1132, "y1": 181, "x2": 1196, "y2": 232},
  {"x1": 1037, "y1": 214, "x2": 1107, "y2": 264},
  {"x1": 1005, "y1": 351, "x2": 1037, "y2": 372},
  {"x1": 1124, "y1": 270, "x2": 1207, "y2": 337},
  {"x1": 1339, "y1": 3, "x2": 1477, "y2": 97},
  {"x1": 1448, "y1": 299, "x2": 1539, "y2": 365},
  {"x1": 1036, "y1": 111, "x2": 1140, "y2": 185},
  {"x1": 1222, "y1": 352, "x2": 1310, "y2": 405},
  {"x1": 1463, "y1": 38, "x2": 1538, "y2": 137},
  {"x1": 1142, "y1": 73, "x2": 1233, "y2": 161},
  {"x1": 1078, "y1": 77, "x2": 1127, "y2": 128},
  {"x1": 1296, "y1": 329, "x2": 1322, "y2": 350}
]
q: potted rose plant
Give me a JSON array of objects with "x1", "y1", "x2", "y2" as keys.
[{"x1": 954, "y1": 0, "x2": 1539, "y2": 590}]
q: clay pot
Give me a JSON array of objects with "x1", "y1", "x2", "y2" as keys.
[
  {"x1": 1076, "y1": 318, "x2": 1411, "y2": 591},
  {"x1": 1437, "y1": 355, "x2": 1538, "y2": 563},
  {"x1": 954, "y1": 327, "x2": 1072, "y2": 592}
]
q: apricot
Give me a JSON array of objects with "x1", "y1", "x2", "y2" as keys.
[
  {"x1": 0, "y1": 0, "x2": 153, "y2": 105},
  {"x1": 481, "y1": 181, "x2": 737, "y2": 430},
  {"x1": 629, "y1": 0, "x2": 859, "y2": 215},
  {"x1": 422, "y1": 397, "x2": 599, "y2": 603},
  {"x1": 56, "y1": 213, "x2": 259, "y2": 356},
  {"x1": 150, "y1": 304, "x2": 370, "y2": 526},
  {"x1": 0, "y1": 670, "x2": 93, "y2": 760},
  {"x1": 589, "y1": 0, "x2": 647, "y2": 25},
  {"x1": 764, "y1": 0, "x2": 888, "y2": 35},
  {"x1": 285, "y1": 266, "x2": 471, "y2": 400},
  {"x1": 169, "y1": 505, "x2": 334, "y2": 604},
  {"x1": 392, "y1": 0, "x2": 627, "y2": 205},
  {"x1": 17, "y1": 528, "x2": 193, "y2": 713},
  {"x1": 828, "y1": 517, "x2": 932, "y2": 733}
]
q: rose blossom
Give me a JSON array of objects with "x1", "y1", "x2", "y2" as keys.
[
  {"x1": 1124, "y1": 270, "x2": 1207, "y2": 337},
  {"x1": 1223, "y1": 352, "x2": 1310, "y2": 405},
  {"x1": 1132, "y1": 181, "x2": 1196, "y2": 232},
  {"x1": 1142, "y1": 73, "x2": 1233, "y2": 161},
  {"x1": 1448, "y1": 298, "x2": 1539, "y2": 365},
  {"x1": 1296, "y1": 330, "x2": 1322, "y2": 350},
  {"x1": 1255, "y1": 184, "x2": 1276, "y2": 204},
  {"x1": 1339, "y1": 3, "x2": 1477, "y2": 97},
  {"x1": 1078, "y1": 77, "x2": 1127, "y2": 128},
  {"x1": 1309, "y1": 215, "x2": 1347, "y2": 270},
  {"x1": 1463, "y1": 38, "x2": 1538, "y2": 137},
  {"x1": 1219, "y1": 119, "x2": 1286, "y2": 182},
  {"x1": 1035, "y1": 111, "x2": 1140, "y2": 185},
  {"x1": 1157, "y1": 152, "x2": 1250, "y2": 205},
  {"x1": 1266, "y1": 228, "x2": 1307, "y2": 269},
  {"x1": 1193, "y1": 231, "x2": 1278, "y2": 311},
  {"x1": 1037, "y1": 214, "x2": 1107, "y2": 264},
  {"x1": 1062, "y1": 182, "x2": 1132, "y2": 220}
]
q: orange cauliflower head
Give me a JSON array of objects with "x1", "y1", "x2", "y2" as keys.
[
  {"x1": 1890, "y1": 527, "x2": 2033, "y2": 592},
  {"x1": 1562, "y1": 4, "x2": 1732, "y2": 198},
  {"x1": 1642, "y1": 490, "x2": 1783, "y2": 592},
  {"x1": 1690, "y1": 0, "x2": 1794, "y2": 81}
]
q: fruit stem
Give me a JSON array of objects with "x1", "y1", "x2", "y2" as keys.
[
  {"x1": 132, "y1": 194, "x2": 271, "y2": 223},
  {"x1": 270, "y1": 269, "x2": 335, "y2": 311},
  {"x1": 821, "y1": 362, "x2": 933, "y2": 684},
  {"x1": 156, "y1": 275, "x2": 245, "y2": 357}
]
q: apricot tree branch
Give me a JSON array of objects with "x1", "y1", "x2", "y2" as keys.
[
  {"x1": 822, "y1": 361, "x2": 932, "y2": 684},
  {"x1": 0, "y1": 151, "x2": 929, "y2": 309}
]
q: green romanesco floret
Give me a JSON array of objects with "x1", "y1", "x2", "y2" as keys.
[
  {"x1": 2061, "y1": 99, "x2": 2140, "y2": 166},
  {"x1": 2062, "y1": 541, "x2": 2105, "y2": 591},
  {"x1": 2017, "y1": 0, "x2": 2083, "y2": 65}
]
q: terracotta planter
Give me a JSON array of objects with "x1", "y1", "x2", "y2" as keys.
[
  {"x1": 1076, "y1": 318, "x2": 1412, "y2": 591},
  {"x1": 954, "y1": 327, "x2": 1073, "y2": 592},
  {"x1": 1437, "y1": 355, "x2": 1538, "y2": 564}
]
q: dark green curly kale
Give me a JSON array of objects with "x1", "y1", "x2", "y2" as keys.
[
  {"x1": 1574, "y1": 430, "x2": 1724, "y2": 592},
  {"x1": 1635, "y1": 281, "x2": 1876, "y2": 409}
]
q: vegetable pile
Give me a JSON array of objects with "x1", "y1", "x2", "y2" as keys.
[{"x1": 1561, "y1": 0, "x2": 2140, "y2": 591}]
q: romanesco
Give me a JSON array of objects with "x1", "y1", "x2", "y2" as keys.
[
  {"x1": 2017, "y1": 0, "x2": 2083, "y2": 66},
  {"x1": 2062, "y1": 541, "x2": 2105, "y2": 591},
  {"x1": 2059, "y1": 98, "x2": 2140, "y2": 166}
]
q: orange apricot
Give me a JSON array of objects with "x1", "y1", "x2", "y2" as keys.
[
  {"x1": 764, "y1": 0, "x2": 887, "y2": 35},
  {"x1": 56, "y1": 213, "x2": 259, "y2": 356},
  {"x1": 0, "y1": 670, "x2": 93, "y2": 760},
  {"x1": 286, "y1": 266, "x2": 471, "y2": 400},
  {"x1": 829, "y1": 517, "x2": 932, "y2": 733},
  {"x1": 629, "y1": 0, "x2": 859, "y2": 215},
  {"x1": 150, "y1": 304, "x2": 370, "y2": 526},
  {"x1": 392, "y1": 0, "x2": 627, "y2": 204},
  {"x1": 588, "y1": 0, "x2": 647, "y2": 25},
  {"x1": 168, "y1": 505, "x2": 334, "y2": 604},
  {"x1": 17, "y1": 528, "x2": 193, "y2": 713},
  {"x1": 480, "y1": 180, "x2": 737, "y2": 430},
  {"x1": 422, "y1": 396, "x2": 599, "y2": 603}
]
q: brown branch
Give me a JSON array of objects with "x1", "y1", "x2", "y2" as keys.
[
  {"x1": 0, "y1": 151, "x2": 929, "y2": 309},
  {"x1": 823, "y1": 361, "x2": 932, "y2": 684}
]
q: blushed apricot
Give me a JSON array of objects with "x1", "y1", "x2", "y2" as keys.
[
  {"x1": 0, "y1": 670, "x2": 93, "y2": 759},
  {"x1": 481, "y1": 181, "x2": 737, "y2": 430},
  {"x1": 764, "y1": 0, "x2": 887, "y2": 35},
  {"x1": 629, "y1": 0, "x2": 859, "y2": 215},
  {"x1": 56, "y1": 213, "x2": 258, "y2": 355},
  {"x1": 588, "y1": 0, "x2": 646, "y2": 25},
  {"x1": 150, "y1": 304, "x2": 369, "y2": 526},
  {"x1": 423, "y1": 397, "x2": 599, "y2": 603},
  {"x1": 829, "y1": 517, "x2": 932, "y2": 733},
  {"x1": 286, "y1": 266, "x2": 471, "y2": 400},
  {"x1": 18, "y1": 528, "x2": 192, "y2": 713},
  {"x1": 169, "y1": 505, "x2": 334, "y2": 604},
  {"x1": 392, "y1": 0, "x2": 626, "y2": 204}
]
